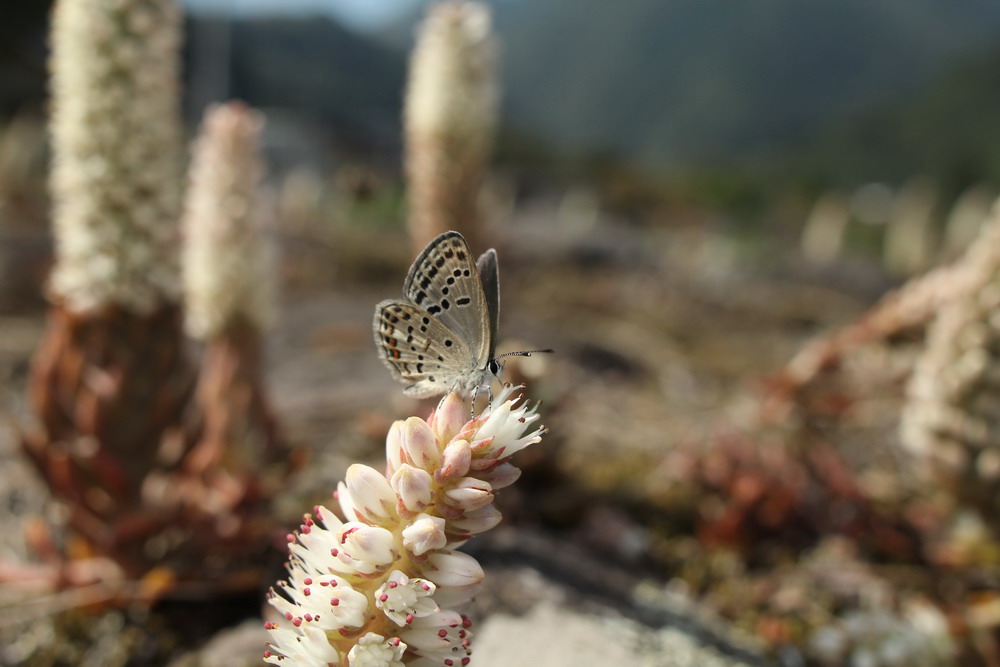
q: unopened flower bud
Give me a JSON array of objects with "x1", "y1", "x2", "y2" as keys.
[
  {"x1": 431, "y1": 392, "x2": 467, "y2": 442},
  {"x1": 402, "y1": 514, "x2": 447, "y2": 556},
  {"x1": 401, "y1": 416, "x2": 440, "y2": 470},
  {"x1": 419, "y1": 550, "x2": 484, "y2": 588},
  {"x1": 480, "y1": 462, "x2": 521, "y2": 489},
  {"x1": 439, "y1": 439, "x2": 472, "y2": 482},
  {"x1": 444, "y1": 477, "x2": 493, "y2": 510},
  {"x1": 449, "y1": 504, "x2": 502, "y2": 536},
  {"x1": 392, "y1": 464, "x2": 434, "y2": 513}
]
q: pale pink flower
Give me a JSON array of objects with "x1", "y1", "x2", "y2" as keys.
[{"x1": 264, "y1": 384, "x2": 543, "y2": 664}]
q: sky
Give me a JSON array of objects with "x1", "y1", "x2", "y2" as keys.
[{"x1": 181, "y1": 0, "x2": 421, "y2": 31}]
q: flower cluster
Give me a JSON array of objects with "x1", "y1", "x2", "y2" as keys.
[
  {"x1": 265, "y1": 385, "x2": 544, "y2": 666},
  {"x1": 183, "y1": 101, "x2": 274, "y2": 339},
  {"x1": 49, "y1": 0, "x2": 184, "y2": 314}
]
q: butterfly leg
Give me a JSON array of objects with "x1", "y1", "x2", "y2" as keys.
[
  {"x1": 484, "y1": 384, "x2": 494, "y2": 413},
  {"x1": 469, "y1": 383, "x2": 495, "y2": 417},
  {"x1": 470, "y1": 384, "x2": 480, "y2": 419}
]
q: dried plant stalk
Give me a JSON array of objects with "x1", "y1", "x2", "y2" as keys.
[{"x1": 404, "y1": 0, "x2": 498, "y2": 253}]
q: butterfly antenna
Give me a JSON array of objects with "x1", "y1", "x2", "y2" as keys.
[{"x1": 494, "y1": 349, "x2": 554, "y2": 360}]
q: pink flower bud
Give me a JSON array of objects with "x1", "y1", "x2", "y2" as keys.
[
  {"x1": 402, "y1": 417, "x2": 440, "y2": 470},
  {"x1": 402, "y1": 514, "x2": 447, "y2": 556},
  {"x1": 392, "y1": 464, "x2": 434, "y2": 513},
  {"x1": 449, "y1": 504, "x2": 502, "y2": 535},
  {"x1": 438, "y1": 439, "x2": 472, "y2": 482},
  {"x1": 444, "y1": 477, "x2": 494, "y2": 510},
  {"x1": 430, "y1": 392, "x2": 467, "y2": 443},
  {"x1": 386, "y1": 420, "x2": 406, "y2": 475},
  {"x1": 480, "y1": 462, "x2": 521, "y2": 489}
]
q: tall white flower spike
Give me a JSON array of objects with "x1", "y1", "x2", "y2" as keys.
[{"x1": 49, "y1": 0, "x2": 184, "y2": 313}]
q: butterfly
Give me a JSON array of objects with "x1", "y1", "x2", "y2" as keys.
[{"x1": 373, "y1": 231, "x2": 550, "y2": 400}]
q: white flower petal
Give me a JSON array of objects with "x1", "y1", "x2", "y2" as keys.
[{"x1": 345, "y1": 464, "x2": 398, "y2": 524}]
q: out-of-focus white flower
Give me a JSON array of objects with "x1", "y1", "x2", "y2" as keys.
[
  {"x1": 182, "y1": 101, "x2": 274, "y2": 338},
  {"x1": 263, "y1": 624, "x2": 342, "y2": 665},
  {"x1": 49, "y1": 0, "x2": 184, "y2": 313},
  {"x1": 403, "y1": 0, "x2": 499, "y2": 249},
  {"x1": 265, "y1": 385, "x2": 543, "y2": 664},
  {"x1": 406, "y1": 1, "x2": 497, "y2": 143}
]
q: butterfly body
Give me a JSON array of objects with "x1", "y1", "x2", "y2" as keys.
[{"x1": 374, "y1": 231, "x2": 499, "y2": 399}]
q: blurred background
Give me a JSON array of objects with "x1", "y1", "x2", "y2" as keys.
[
  {"x1": 4, "y1": 1, "x2": 1000, "y2": 664},
  {"x1": 6, "y1": 0, "x2": 1000, "y2": 268}
]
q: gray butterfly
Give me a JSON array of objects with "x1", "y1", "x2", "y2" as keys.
[{"x1": 373, "y1": 231, "x2": 549, "y2": 399}]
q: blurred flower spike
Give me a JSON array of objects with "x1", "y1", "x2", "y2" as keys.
[{"x1": 265, "y1": 384, "x2": 544, "y2": 665}]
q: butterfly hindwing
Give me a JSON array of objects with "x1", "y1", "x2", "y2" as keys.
[
  {"x1": 403, "y1": 232, "x2": 491, "y2": 368},
  {"x1": 373, "y1": 299, "x2": 478, "y2": 398}
]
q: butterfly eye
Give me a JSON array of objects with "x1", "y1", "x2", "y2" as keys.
[{"x1": 487, "y1": 359, "x2": 501, "y2": 376}]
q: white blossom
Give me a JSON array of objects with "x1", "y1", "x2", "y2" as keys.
[
  {"x1": 265, "y1": 386, "x2": 544, "y2": 664},
  {"x1": 375, "y1": 571, "x2": 438, "y2": 626},
  {"x1": 347, "y1": 633, "x2": 406, "y2": 667}
]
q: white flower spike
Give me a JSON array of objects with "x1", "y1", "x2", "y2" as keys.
[{"x1": 265, "y1": 385, "x2": 544, "y2": 665}]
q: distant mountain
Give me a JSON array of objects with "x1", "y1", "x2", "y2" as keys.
[
  {"x1": 786, "y1": 44, "x2": 1000, "y2": 193},
  {"x1": 384, "y1": 0, "x2": 1000, "y2": 168},
  {"x1": 0, "y1": 2, "x2": 53, "y2": 115},
  {"x1": 7, "y1": 2, "x2": 1000, "y2": 192},
  {"x1": 189, "y1": 15, "x2": 407, "y2": 156}
]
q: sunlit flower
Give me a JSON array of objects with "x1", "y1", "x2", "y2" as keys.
[
  {"x1": 264, "y1": 385, "x2": 544, "y2": 664},
  {"x1": 375, "y1": 570, "x2": 438, "y2": 626}
]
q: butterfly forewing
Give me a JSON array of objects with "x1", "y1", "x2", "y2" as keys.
[
  {"x1": 476, "y1": 249, "x2": 499, "y2": 360},
  {"x1": 373, "y1": 299, "x2": 478, "y2": 397},
  {"x1": 403, "y1": 232, "x2": 491, "y2": 368}
]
